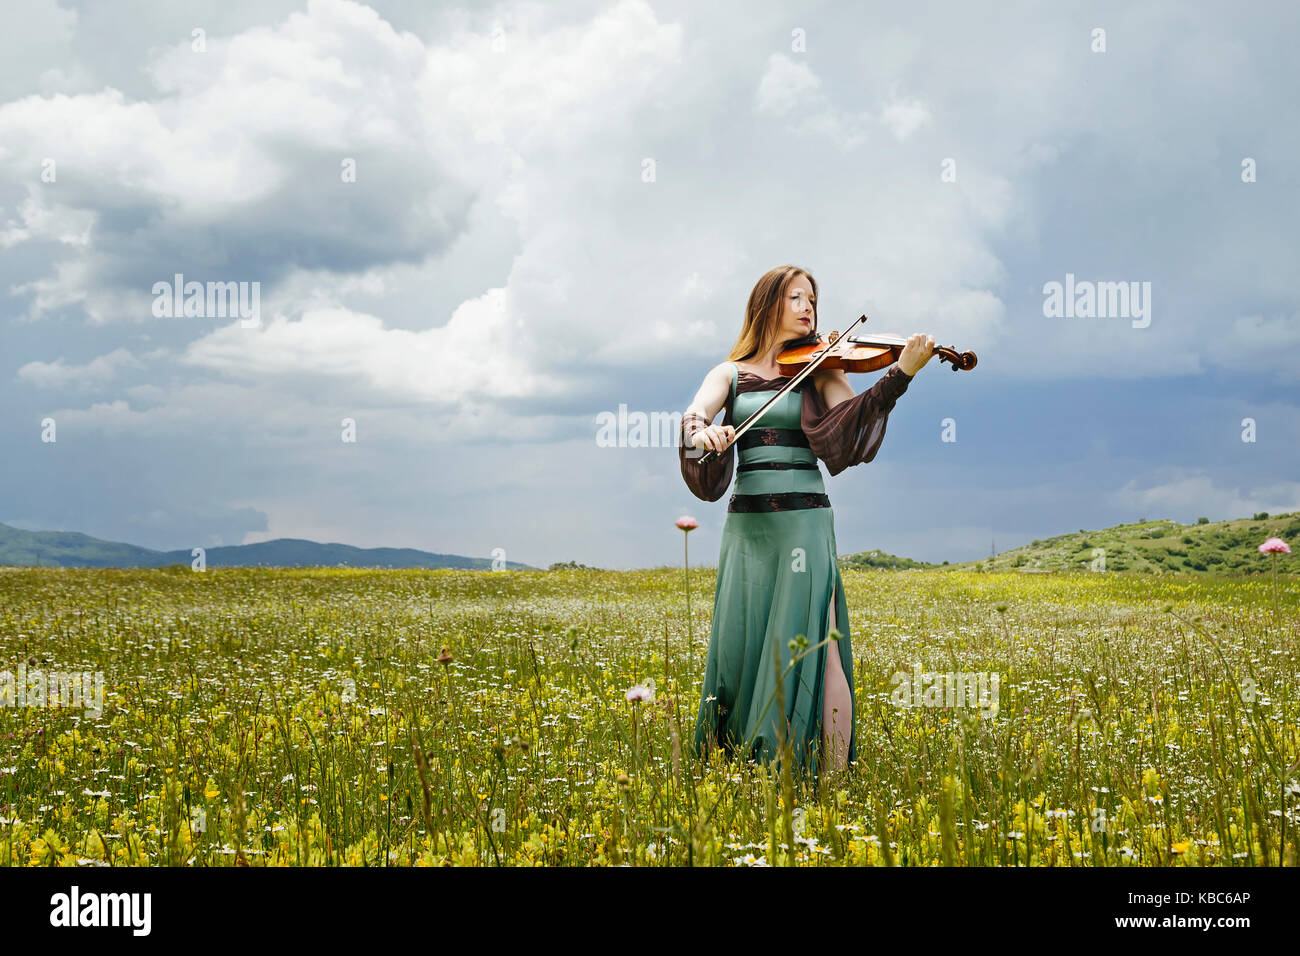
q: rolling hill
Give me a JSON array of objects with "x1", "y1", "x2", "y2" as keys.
[{"x1": 908, "y1": 511, "x2": 1300, "y2": 575}]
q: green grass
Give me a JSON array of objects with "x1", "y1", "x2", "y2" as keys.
[{"x1": 0, "y1": 565, "x2": 1295, "y2": 865}]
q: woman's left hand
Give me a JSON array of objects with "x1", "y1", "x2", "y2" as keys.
[{"x1": 897, "y1": 333, "x2": 936, "y2": 376}]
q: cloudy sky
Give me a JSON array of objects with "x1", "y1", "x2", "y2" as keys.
[{"x1": 2, "y1": 0, "x2": 1297, "y2": 570}]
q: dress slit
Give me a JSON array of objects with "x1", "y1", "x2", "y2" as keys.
[{"x1": 822, "y1": 579, "x2": 845, "y2": 771}]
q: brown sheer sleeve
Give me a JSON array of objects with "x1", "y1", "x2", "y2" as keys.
[
  {"x1": 679, "y1": 399, "x2": 735, "y2": 502},
  {"x1": 801, "y1": 363, "x2": 913, "y2": 476}
]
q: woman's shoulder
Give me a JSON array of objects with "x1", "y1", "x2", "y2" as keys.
[{"x1": 706, "y1": 360, "x2": 737, "y2": 381}]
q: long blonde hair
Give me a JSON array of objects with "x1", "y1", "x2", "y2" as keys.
[{"x1": 725, "y1": 265, "x2": 818, "y2": 363}]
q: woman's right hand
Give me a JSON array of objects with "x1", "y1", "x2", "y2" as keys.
[{"x1": 692, "y1": 423, "x2": 736, "y2": 454}]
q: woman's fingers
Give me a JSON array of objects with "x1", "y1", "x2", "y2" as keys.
[
  {"x1": 902, "y1": 332, "x2": 937, "y2": 372},
  {"x1": 691, "y1": 426, "x2": 724, "y2": 452},
  {"x1": 692, "y1": 424, "x2": 737, "y2": 453}
]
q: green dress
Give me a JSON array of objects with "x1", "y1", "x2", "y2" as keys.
[{"x1": 680, "y1": 360, "x2": 914, "y2": 781}]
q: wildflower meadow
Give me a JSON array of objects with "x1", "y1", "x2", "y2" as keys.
[{"x1": 0, "y1": 560, "x2": 1294, "y2": 867}]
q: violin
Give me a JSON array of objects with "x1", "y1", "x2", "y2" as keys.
[
  {"x1": 777, "y1": 329, "x2": 977, "y2": 375},
  {"x1": 694, "y1": 314, "x2": 976, "y2": 464}
]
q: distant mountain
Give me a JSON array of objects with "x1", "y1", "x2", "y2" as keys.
[
  {"x1": 941, "y1": 512, "x2": 1300, "y2": 575},
  {"x1": 0, "y1": 523, "x2": 535, "y2": 570}
]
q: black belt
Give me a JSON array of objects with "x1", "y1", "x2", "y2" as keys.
[
  {"x1": 728, "y1": 492, "x2": 831, "y2": 513},
  {"x1": 737, "y1": 461, "x2": 820, "y2": 472},
  {"x1": 737, "y1": 428, "x2": 810, "y2": 451}
]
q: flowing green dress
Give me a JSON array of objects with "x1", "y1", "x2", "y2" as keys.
[{"x1": 679, "y1": 360, "x2": 914, "y2": 780}]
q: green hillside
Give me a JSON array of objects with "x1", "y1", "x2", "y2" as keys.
[
  {"x1": 839, "y1": 548, "x2": 934, "y2": 571},
  {"x1": 0, "y1": 524, "x2": 159, "y2": 568},
  {"x1": 941, "y1": 512, "x2": 1300, "y2": 575}
]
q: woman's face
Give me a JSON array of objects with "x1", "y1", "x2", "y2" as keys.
[{"x1": 778, "y1": 274, "x2": 817, "y2": 342}]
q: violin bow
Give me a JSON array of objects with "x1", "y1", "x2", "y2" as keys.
[{"x1": 695, "y1": 313, "x2": 869, "y2": 464}]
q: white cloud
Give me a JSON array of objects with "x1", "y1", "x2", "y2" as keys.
[
  {"x1": 754, "y1": 53, "x2": 821, "y2": 116},
  {"x1": 879, "y1": 91, "x2": 931, "y2": 142},
  {"x1": 16, "y1": 347, "x2": 142, "y2": 388},
  {"x1": 1110, "y1": 472, "x2": 1300, "y2": 521},
  {"x1": 0, "y1": 194, "x2": 94, "y2": 248},
  {"x1": 754, "y1": 52, "x2": 868, "y2": 149},
  {"x1": 0, "y1": 0, "x2": 80, "y2": 99},
  {"x1": 0, "y1": 0, "x2": 474, "y2": 324},
  {"x1": 0, "y1": 0, "x2": 694, "y2": 408},
  {"x1": 755, "y1": 59, "x2": 931, "y2": 147},
  {"x1": 180, "y1": 290, "x2": 556, "y2": 406}
]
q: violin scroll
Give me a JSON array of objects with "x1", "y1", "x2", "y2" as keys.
[{"x1": 934, "y1": 346, "x2": 977, "y2": 372}]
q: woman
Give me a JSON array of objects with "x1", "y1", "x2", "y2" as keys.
[{"x1": 678, "y1": 264, "x2": 935, "y2": 782}]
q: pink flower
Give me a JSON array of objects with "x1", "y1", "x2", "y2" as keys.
[
  {"x1": 626, "y1": 681, "x2": 655, "y2": 703},
  {"x1": 675, "y1": 516, "x2": 698, "y2": 532},
  {"x1": 1259, "y1": 537, "x2": 1291, "y2": 555}
]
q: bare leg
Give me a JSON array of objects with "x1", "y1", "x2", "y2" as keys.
[{"x1": 821, "y1": 583, "x2": 852, "y2": 773}]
